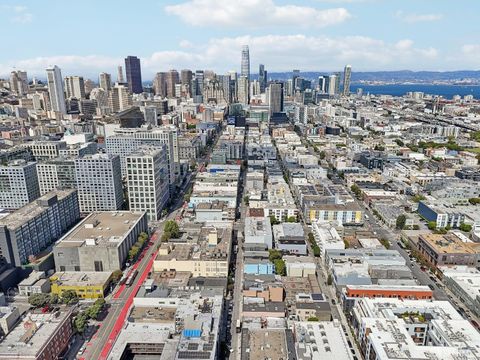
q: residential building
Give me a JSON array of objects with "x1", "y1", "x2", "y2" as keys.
[
  {"x1": 108, "y1": 83, "x2": 132, "y2": 112},
  {"x1": 244, "y1": 216, "x2": 273, "y2": 250},
  {"x1": 53, "y1": 211, "x2": 147, "y2": 272},
  {"x1": 440, "y1": 266, "x2": 480, "y2": 317},
  {"x1": 18, "y1": 271, "x2": 51, "y2": 297},
  {"x1": 0, "y1": 160, "x2": 40, "y2": 210},
  {"x1": 0, "y1": 308, "x2": 74, "y2": 360},
  {"x1": 126, "y1": 147, "x2": 170, "y2": 221},
  {"x1": 272, "y1": 222, "x2": 307, "y2": 255},
  {"x1": 0, "y1": 306, "x2": 20, "y2": 336},
  {"x1": 23, "y1": 141, "x2": 67, "y2": 160},
  {"x1": 268, "y1": 82, "x2": 284, "y2": 115},
  {"x1": 0, "y1": 189, "x2": 80, "y2": 267},
  {"x1": 75, "y1": 154, "x2": 124, "y2": 212},
  {"x1": 343, "y1": 65, "x2": 352, "y2": 96},
  {"x1": 283, "y1": 255, "x2": 316, "y2": 277},
  {"x1": 36, "y1": 158, "x2": 76, "y2": 195},
  {"x1": 312, "y1": 220, "x2": 345, "y2": 257},
  {"x1": 417, "y1": 233, "x2": 477, "y2": 268},
  {"x1": 64, "y1": 76, "x2": 85, "y2": 99},
  {"x1": 99, "y1": 72, "x2": 112, "y2": 92}
]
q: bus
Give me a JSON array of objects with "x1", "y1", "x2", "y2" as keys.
[
  {"x1": 125, "y1": 269, "x2": 138, "y2": 287},
  {"x1": 235, "y1": 319, "x2": 242, "y2": 333}
]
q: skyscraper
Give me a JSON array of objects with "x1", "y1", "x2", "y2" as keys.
[
  {"x1": 237, "y1": 76, "x2": 249, "y2": 105},
  {"x1": 259, "y1": 64, "x2": 267, "y2": 93},
  {"x1": 124, "y1": 56, "x2": 143, "y2": 94},
  {"x1": 318, "y1": 76, "x2": 327, "y2": 93},
  {"x1": 46, "y1": 65, "x2": 66, "y2": 114},
  {"x1": 241, "y1": 45, "x2": 250, "y2": 80},
  {"x1": 334, "y1": 72, "x2": 342, "y2": 95},
  {"x1": 117, "y1": 65, "x2": 125, "y2": 83},
  {"x1": 194, "y1": 70, "x2": 204, "y2": 96},
  {"x1": 99, "y1": 72, "x2": 112, "y2": 92},
  {"x1": 327, "y1": 74, "x2": 337, "y2": 95},
  {"x1": 153, "y1": 72, "x2": 167, "y2": 97},
  {"x1": 64, "y1": 76, "x2": 86, "y2": 99},
  {"x1": 9, "y1": 71, "x2": 28, "y2": 95},
  {"x1": 343, "y1": 65, "x2": 352, "y2": 96},
  {"x1": 180, "y1": 69, "x2": 193, "y2": 96},
  {"x1": 268, "y1": 82, "x2": 284, "y2": 115},
  {"x1": 108, "y1": 83, "x2": 132, "y2": 112},
  {"x1": 166, "y1": 69, "x2": 180, "y2": 98}
]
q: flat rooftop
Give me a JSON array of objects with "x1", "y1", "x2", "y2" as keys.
[
  {"x1": 0, "y1": 309, "x2": 72, "y2": 358},
  {"x1": 50, "y1": 271, "x2": 112, "y2": 286},
  {"x1": 129, "y1": 306, "x2": 176, "y2": 323},
  {"x1": 242, "y1": 329, "x2": 288, "y2": 360},
  {"x1": 56, "y1": 211, "x2": 145, "y2": 248},
  {"x1": 0, "y1": 189, "x2": 77, "y2": 230},
  {"x1": 420, "y1": 233, "x2": 477, "y2": 254}
]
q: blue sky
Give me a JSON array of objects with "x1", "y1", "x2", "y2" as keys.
[{"x1": 1, "y1": 0, "x2": 479, "y2": 79}]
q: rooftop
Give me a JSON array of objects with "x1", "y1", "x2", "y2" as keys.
[
  {"x1": 50, "y1": 271, "x2": 112, "y2": 287},
  {"x1": 419, "y1": 233, "x2": 477, "y2": 254},
  {"x1": 55, "y1": 211, "x2": 145, "y2": 249}
]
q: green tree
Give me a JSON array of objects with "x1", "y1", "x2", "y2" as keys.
[
  {"x1": 468, "y1": 198, "x2": 480, "y2": 205},
  {"x1": 164, "y1": 220, "x2": 180, "y2": 238},
  {"x1": 327, "y1": 274, "x2": 333, "y2": 286},
  {"x1": 319, "y1": 151, "x2": 326, "y2": 160},
  {"x1": 350, "y1": 184, "x2": 362, "y2": 199},
  {"x1": 287, "y1": 216, "x2": 297, "y2": 223},
  {"x1": 380, "y1": 238, "x2": 390, "y2": 249},
  {"x1": 311, "y1": 244, "x2": 320, "y2": 257},
  {"x1": 269, "y1": 215, "x2": 280, "y2": 225},
  {"x1": 74, "y1": 312, "x2": 88, "y2": 334},
  {"x1": 128, "y1": 246, "x2": 140, "y2": 261},
  {"x1": 243, "y1": 196, "x2": 249, "y2": 205},
  {"x1": 307, "y1": 316, "x2": 319, "y2": 321},
  {"x1": 273, "y1": 259, "x2": 286, "y2": 276},
  {"x1": 412, "y1": 194, "x2": 426, "y2": 202},
  {"x1": 28, "y1": 293, "x2": 52, "y2": 308},
  {"x1": 60, "y1": 290, "x2": 78, "y2": 305},
  {"x1": 396, "y1": 214, "x2": 406, "y2": 230},
  {"x1": 268, "y1": 249, "x2": 283, "y2": 262},
  {"x1": 427, "y1": 221, "x2": 437, "y2": 230},
  {"x1": 161, "y1": 233, "x2": 170, "y2": 242},
  {"x1": 459, "y1": 223, "x2": 472, "y2": 232},
  {"x1": 412, "y1": 225, "x2": 420, "y2": 230},
  {"x1": 111, "y1": 269, "x2": 123, "y2": 282}
]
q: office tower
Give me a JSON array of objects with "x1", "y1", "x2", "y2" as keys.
[
  {"x1": 125, "y1": 56, "x2": 143, "y2": 94},
  {"x1": 109, "y1": 83, "x2": 132, "y2": 112},
  {"x1": 194, "y1": 70, "x2": 204, "y2": 96},
  {"x1": 117, "y1": 65, "x2": 125, "y2": 83},
  {"x1": 64, "y1": 76, "x2": 86, "y2": 99},
  {"x1": 343, "y1": 65, "x2": 352, "y2": 96},
  {"x1": 318, "y1": 76, "x2": 327, "y2": 93},
  {"x1": 0, "y1": 189, "x2": 80, "y2": 267},
  {"x1": 46, "y1": 65, "x2": 66, "y2": 114},
  {"x1": 259, "y1": 64, "x2": 267, "y2": 93},
  {"x1": 105, "y1": 126, "x2": 179, "y2": 186},
  {"x1": 166, "y1": 69, "x2": 180, "y2": 98},
  {"x1": 328, "y1": 74, "x2": 337, "y2": 95},
  {"x1": 241, "y1": 45, "x2": 250, "y2": 80},
  {"x1": 84, "y1": 79, "x2": 95, "y2": 96},
  {"x1": 75, "y1": 154, "x2": 123, "y2": 212},
  {"x1": 0, "y1": 160, "x2": 40, "y2": 210},
  {"x1": 334, "y1": 72, "x2": 342, "y2": 95},
  {"x1": 285, "y1": 79, "x2": 293, "y2": 98},
  {"x1": 250, "y1": 80, "x2": 260, "y2": 97},
  {"x1": 180, "y1": 69, "x2": 193, "y2": 96},
  {"x1": 292, "y1": 69, "x2": 300, "y2": 90},
  {"x1": 268, "y1": 82, "x2": 284, "y2": 115},
  {"x1": 99, "y1": 72, "x2": 112, "y2": 92},
  {"x1": 9, "y1": 71, "x2": 28, "y2": 95},
  {"x1": 126, "y1": 147, "x2": 170, "y2": 221},
  {"x1": 153, "y1": 72, "x2": 167, "y2": 97},
  {"x1": 237, "y1": 76, "x2": 249, "y2": 105}
]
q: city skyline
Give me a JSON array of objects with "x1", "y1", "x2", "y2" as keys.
[{"x1": 1, "y1": 0, "x2": 480, "y2": 78}]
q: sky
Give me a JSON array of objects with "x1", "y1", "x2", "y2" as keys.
[{"x1": 1, "y1": 0, "x2": 479, "y2": 79}]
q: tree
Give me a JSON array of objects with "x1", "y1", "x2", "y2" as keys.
[
  {"x1": 307, "y1": 316, "x2": 319, "y2": 321},
  {"x1": 269, "y1": 249, "x2": 283, "y2": 262},
  {"x1": 468, "y1": 198, "x2": 480, "y2": 205},
  {"x1": 243, "y1": 196, "x2": 249, "y2": 205},
  {"x1": 380, "y1": 238, "x2": 390, "y2": 249},
  {"x1": 86, "y1": 299, "x2": 106, "y2": 320},
  {"x1": 311, "y1": 244, "x2": 320, "y2": 257},
  {"x1": 28, "y1": 293, "x2": 52, "y2": 308},
  {"x1": 412, "y1": 194, "x2": 426, "y2": 202},
  {"x1": 273, "y1": 259, "x2": 286, "y2": 276},
  {"x1": 269, "y1": 215, "x2": 280, "y2": 225},
  {"x1": 459, "y1": 223, "x2": 472, "y2": 232},
  {"x1": 60, "y1": 290, "x2": 78, "y2": 305},
  {"x1": 111, "y1": 269, "x2": 123, "y2": 282},
  {"x1": 128, "y1": 246, "x2": 140, "y2": 260},
  {"x1": 74, "y1": 312, "x2": 88, "y2": 334},
  {"x1": 161, "y1": 233, "x2": 170, "y2": 242},
  {"x1": 350, "y1": 184, "x2": 362, "y2": 199},
  {"x1": 319, "y1": 151, "x2": 326, "y2": 160},
  {"x1": 164, "y1": 220, "x2": 180, "y2": 238},
  {"x1": 396, "y1": 214, "x2": 406, "y2": 230},
  {"x1": 287, "y1": 216, "x2": 297, "y2": 223},
  {"x1": 412, "y1": 225, "x2": 420, "y2": 230},
  {"x1": 427, "y1": 221, "x2": 437, "y2": 230},
  {"x1": 327, "y1": 274, "x2": 333, "y2": 286}
]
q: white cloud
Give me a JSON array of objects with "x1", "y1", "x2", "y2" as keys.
[
  {"x1": 396, "y1": 10, "x2": 443, "y2": 23},
  {"x1": 0, "y1": 34, "x2": 444, "y2": 78},
  {"x1": 165, "y1": 0, "x2": 351, "y2": 28},
  {"x1": 2, "y1": 5, "x2": 33, "y2": 23}
]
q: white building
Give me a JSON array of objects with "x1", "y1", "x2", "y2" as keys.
[
  {"x1": 46, "y1": 65, "x2": 66, "y2": 114},
  {"x1": 126, "y1": 147, "x2": 170, "y2": 221},
  {"x1": 64, "y1": 76, "x2": 85, "y2": 99},
  {"x1": 244, "y1": 216, "x2": 273, "y2": 249},
  {"x1": 312, "y1": 220, "x2": 344, "y2": 257},
  {"x1": 75, "y1": 154, "x2": 123, "y2": 212},
  {"x1": 0, "y1": 160, "x2": 40, "y2": 210}
]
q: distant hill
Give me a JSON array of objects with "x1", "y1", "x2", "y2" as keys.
[{"x1": 260, "y1": 70, "x2": 480, "y2": 83}]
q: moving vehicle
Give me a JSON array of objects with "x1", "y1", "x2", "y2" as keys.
[
  {"x1": 125, "y1": 269, "x2": 138, "y2": 287},
  {"x1": 235, "y1": 319, "x2": 242, "y2": 333}
]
